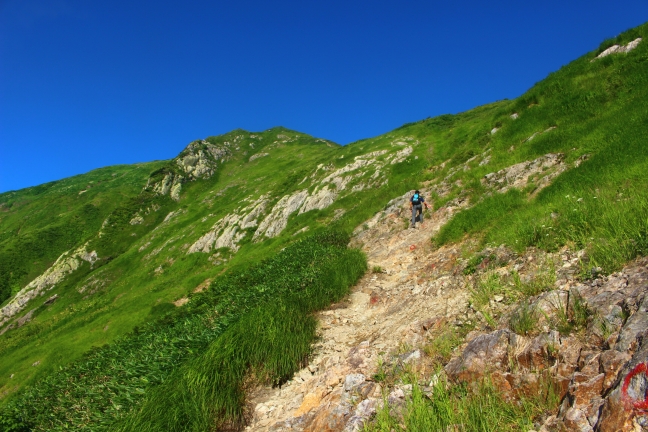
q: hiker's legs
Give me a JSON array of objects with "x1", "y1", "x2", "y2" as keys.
[{"x1": 411, "y1": 205, "x2": 422, "y2": 226}]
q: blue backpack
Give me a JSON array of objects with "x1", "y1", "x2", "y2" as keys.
[{"x1": 412, "y1": 193, "x2": 421, "y2": 205}]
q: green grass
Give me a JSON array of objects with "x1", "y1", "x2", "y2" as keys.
[
  {"x1": 423, "y1": 327, "x2": 469, "y2": 367},
  {"x1": 469, "y1": 272, "x2": 506, "y2": 309},
  {"x1": 554, "y1": 291, "x2": 591, "y2": 336},
  {"x1": 365, "y1": 375, "x2": 558, "y2": 432},
  {"x1": 431, "y1": 22, "x2": 648, "y2": 274},
  {"x1": 0, "y1": 231, "x2": 366, "y2": 431},
  {"x1": 509, "y1": 301, "x2": 539, "y2": 336},
  {"x1": 0, "y1": 162, "x2": 167, "y2": 303}
]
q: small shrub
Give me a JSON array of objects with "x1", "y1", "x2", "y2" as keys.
[{"x1": 372, "y1": 265, "x2": 383, "y2": 273}]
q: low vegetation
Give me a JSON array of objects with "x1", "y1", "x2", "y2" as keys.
[
  {"x1": 432, "y1": 23, "x2": 648, "y2": 275},
  {"x1": 366, "y1": 374, "x2": 559, "y2": 432},
  {"x1": 0, "y1": 231, "x2": 366, "y2": 431}
]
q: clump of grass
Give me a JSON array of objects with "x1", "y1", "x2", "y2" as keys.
[
  {"x1": 372, "y1": 265, "x2": 383, "y2": 273},
  {"x1": 554, "y1": 291, "x2": 591, "y2": 335},
  {"x1": 463, "y1": 253, "x2": 497, "y2": 275},
  {"x1": 512, "y1": 265, "x2": 555, "y2": 297},
  {"x1": 509, "y1": 301, "x2": 539, "y2": 336},
  {"x1": 424, "y1": 328, "x2": 464, "y2": 366},
  {"x1": 365, "y1": 375, "x2": 557, "y2": 432},
  {"x1": 481, "y1": 309, "x2": 498, "y2": 329},
  {"x1": 470, "y1": 272, "x2": 505, "y2": 309},
  {"x1": 570, "y1": 292, "x2": 591, "y2": 329}
]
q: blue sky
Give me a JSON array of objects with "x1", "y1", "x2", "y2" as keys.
[{"x1": 1, "y1": 0, "x2": 647, "y2": 193}]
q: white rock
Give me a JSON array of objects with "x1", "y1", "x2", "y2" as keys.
[
  {"x1": 254, "y1": 190, "x2": 308, "y2": 240},
  {"x1": 249, "y1": 152, "x2": 269, "y2": 162},
  {"x1": 0, "y1": 244, "x2": 98, "y2": 324},
  {"x1": 170, "y1": 179, "x2": 183, "y2": 201},
  {"x1": 188, "y1": 213, "x2": 245, "y2": 253},
  {"x1": 299, "y1": 186, "x2": 337, "y2": 214},
  {"x1": 595, "y1": 37, "x2": 642, "y2": 59},
  {"x1": 390, "y1": 146, "x2": 413, "y2": 164},
  {"x1": 129, "y1": 215, "x2": 144, "y2": 225},
  {"x1": 401, "y1": 349, "x2": 422, "y2": 364},
  {"x1": 321, "y1": 159, "x2": 375, "y2": 185},
  {"x1": 240, "y1": 198, "x2": 269, "y2": 229}
]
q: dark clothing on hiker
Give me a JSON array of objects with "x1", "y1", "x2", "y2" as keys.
[{"x1": 410, "y1": 192, "x2": 429, "y2": 227}]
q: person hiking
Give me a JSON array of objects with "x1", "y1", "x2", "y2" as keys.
[{"x1": 410, "y1": 190, "x2": 430, "y2": 228}]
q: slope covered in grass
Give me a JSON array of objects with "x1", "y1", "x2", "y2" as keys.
[
  {"x1": 432, "y1": 25, "x2": 648, "y2": 272},
  {"x1": 0, "y1": 162, "x2": 167, "y2": 303},
  {"x1": 1, "y1": 231, "x2": 365, "y2": 431},
  {"x1": 0, "y1": 21, "x2": 647, "y2": 432}
]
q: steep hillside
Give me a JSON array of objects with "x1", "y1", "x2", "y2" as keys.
[{"x1": 1, "y1": 22, "x2": 647, "y2": 432}]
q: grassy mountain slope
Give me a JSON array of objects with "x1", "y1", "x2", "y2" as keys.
[
  {"x1": 0, "y1": 22, "x2": 647, "y2": 431},
  {"x1": 0, "y1": 162, "x2": 167, "y2": 301}
]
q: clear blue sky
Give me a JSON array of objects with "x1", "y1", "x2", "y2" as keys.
[{"x1": 1, "y1": 1, "x2": 647, "y2": 193}]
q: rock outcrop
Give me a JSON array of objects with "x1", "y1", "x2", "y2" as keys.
[
  {"x1": 254, "y1": 190, "x2": 309, "y2": 240},
  {"x1": 482, "y1": 153, "x2": 565, "y2": 193},
  {"x1": 188, "y1": 196, "x2": 270, "y2": 253},
  {"x1": 595, "y1": 38, "x2": 642, "y2": 60},
  {"x1": 0, "y1": 245, "x2": 97, "y2": 329},
  {"x1": 150, "y1": 139, "x2": 233, "y2": 201}
]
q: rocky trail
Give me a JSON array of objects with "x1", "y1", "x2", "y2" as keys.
[
  {"x1": 245, "y1": 193, "x2": 648, "y2": 432},
  {"x1": 245, "y1": 191, "x2": 470, "y2": 431}
]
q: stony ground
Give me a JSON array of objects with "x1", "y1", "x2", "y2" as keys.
[{"x1": 244, "y1": 192, "x2": 648, "y2": 432}]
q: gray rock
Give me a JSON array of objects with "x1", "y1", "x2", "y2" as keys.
[
  {"x1": 299, "y1": 185, "x2": 337, "y2": 214},
  {"x1": 445, "y1": 329, "x2": 519, "y2": 382},
  {"x1": 399, "y1": 349, "x2": 422, "y2": 364},
  {"x1": 249, "y1": 152, "x2": 269, "y2": 162},
  {"x1": 481, "y1": 153, "x2": 565, "y2": 194},
  {"x1": 343, "y1": 399, "x2": 377, "y2": 432},
  {"x1": 616, "y1": 295, "x2": 648, "y2": 353},
  {"x1": 387, "y1": 388, "x2": 405, "y2": 406},
  {"x1": 344, "y1": 373, "x2": 366, "y2": 392}
]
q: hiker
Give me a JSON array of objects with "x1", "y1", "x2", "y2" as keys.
[{"x1": 410, "y1": 190, "x2": 430, "y2": 228}]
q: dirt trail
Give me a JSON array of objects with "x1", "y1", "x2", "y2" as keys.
[{"x1": 245, "y1": 193, "x2": 474, "y2": 431}]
